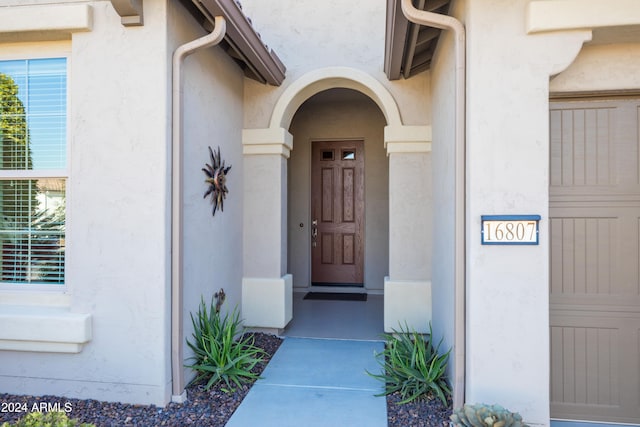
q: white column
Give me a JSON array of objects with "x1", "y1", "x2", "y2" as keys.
[
  {"x1": 242, "y1": 127, "x2": 293, "y2": 329},
  {"x1": 464, "y1": 1, "x2": 592, "y2": 423},
  {"x1": 383, "y1": 125, "x2": 433, "y2": 333}
]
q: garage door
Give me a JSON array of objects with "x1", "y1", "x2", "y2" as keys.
[{"x1": 550, "y1": 98, "x2": 640, "y2": 424}]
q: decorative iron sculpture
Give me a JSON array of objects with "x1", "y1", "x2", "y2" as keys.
[
  {"x1": 214, "y1": 288, "x2": 226, "y2": 313},
  {"x1": 202, "y1": 146, "x2": 231, "y2": 216}
]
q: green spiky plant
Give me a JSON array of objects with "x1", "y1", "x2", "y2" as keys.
[
  {"x1": 450, "y1": 403, "x2": 529, "y2": 427},
  {"x1": 185, "y1": 292, "x2": 266, "y2": 392},
  {"x1": 367, "y1": 323, "x2": 451, "y2": 405}
]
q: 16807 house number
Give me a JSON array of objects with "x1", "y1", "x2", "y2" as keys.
[{"x1": 481, "y1": 215, "x2": 541, "y2": 245}]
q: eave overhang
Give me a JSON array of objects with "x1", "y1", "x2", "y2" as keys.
[
  {"x1": 185, "y1": 0, "x2": 286, "y2": 86},
  {"x1": 385, "y1": 0, "x2": 451, "y2": 80}
]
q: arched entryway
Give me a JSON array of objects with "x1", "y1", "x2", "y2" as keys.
[
  {"x1": 282, "y1": 88, "x2": 387, "y2": 339},
  {"x1": 241, "y1": 67, "x2": 433, "y2": 334},
  {"x1": 287, "y1": 88, "x2": 388, "y2": 292}
]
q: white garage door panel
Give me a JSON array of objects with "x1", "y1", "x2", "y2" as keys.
[{"x1": 550, "y1": 98, "x2": 640, "y2": 424}]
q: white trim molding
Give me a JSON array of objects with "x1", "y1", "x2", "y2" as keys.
[
  {"x1": 242, "y1": 127, "x2": 294, "y2": 158},
  {"x1": 384, "y1": 278, "x2": 432, "y2": 333},
  {"x1": 384, "y1": 125, "x2": 432, "y2": 155},
  {"x1": 0, "y1": 4, "x2": 93, "y2": 34},
  {"x1": 269, "y1": 67, "x2": 403, "y2": 129},
  {"x1": 0, "y1": 305, "x2": 92, "y2": 353},
  {"x1": 110, "y1": 0, "x2": 144, "y2": 26},
  {"x1": 242, "y1": 275, "x2": 293, "y2": 329},
  {"x1": 527, "y1": 0, "x2": 640, "y2": 34}
]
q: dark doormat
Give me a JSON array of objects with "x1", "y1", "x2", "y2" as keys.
[{"x1": 303, "y1": 292, "x2": 367, "y2": 301}]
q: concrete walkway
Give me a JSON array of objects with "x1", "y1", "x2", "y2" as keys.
[{"x1": 226, "y1": 337, "x2": 387, "y2": 427}]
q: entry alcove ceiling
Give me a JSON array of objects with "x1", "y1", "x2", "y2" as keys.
[{"x1": 385, "y1": 0, "x2": 452, "y2": 80}]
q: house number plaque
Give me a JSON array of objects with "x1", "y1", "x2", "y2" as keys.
[{"x1": 481, "y1": 215, "x2": 541, "y2": 245}]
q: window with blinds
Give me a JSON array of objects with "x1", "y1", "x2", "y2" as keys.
[{"x1": 0, "y1": 58, "x2": 66, "y2": 285}]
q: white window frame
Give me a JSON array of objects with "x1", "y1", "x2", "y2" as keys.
[{"x1": 0, "y1": 41, "x2": 70, "y2": 292}]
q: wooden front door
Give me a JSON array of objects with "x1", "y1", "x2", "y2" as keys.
[{"x1": 311, "y1": 140, "x2": 364, "y2": 286}]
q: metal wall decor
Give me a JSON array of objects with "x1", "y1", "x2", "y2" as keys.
[
  {"x1": 202, "y1": 146, "x2": 231, "y2": 216},
  {"x1": 214, "y1": 288, "x2": 226, "y2": 313}
]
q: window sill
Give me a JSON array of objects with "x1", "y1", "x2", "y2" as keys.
[{"x1": 0, "y1": 305, "x2": 92, "y2": 353}]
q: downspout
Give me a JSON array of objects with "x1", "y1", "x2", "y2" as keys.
[
  {"x1": 171, "y1": 15, "x2": 226, "y2": 401},
  {"x1": 400, "y1": 0, "x2": 466, "y2": 408}
]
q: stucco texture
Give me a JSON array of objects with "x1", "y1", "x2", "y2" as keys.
[
  {"x1": 0, "y1": 0, "x2": 246, "y2": 407},
  {"x1": 0, "y1": 1, "x2": 173, "y2": 405},
  {"x1": 463, "y1": 0, "x2": 589, "y2": 424},
  {"x1": 239, "y1": 0, "x2": 430, "y2": 129},
  {"x1": 550, "y1": 43, "x2": 640, "y2": 93},
  {"x1": 169, "y1": 0, "x2": 246, "y2": 389}
]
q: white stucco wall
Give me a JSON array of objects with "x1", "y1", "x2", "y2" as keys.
[
  {"x1": 430, "y1": 1, "x2": 640, "y2": 419},
  {"x1": 238, "y1": 0, "x2": 431, "y2": 299},
  {"x1": 388, "y1": 152, "x2": 430, "y2": 280},
  {"x1": 287, "y1": 90, "x2": 389, "y2": 292},
  {"x1": 6, "y1": 0, "x2": 637, "y2": 415},
  {"x1": 550, "y1": 42, "x2": 640, "y2": 93},
  {"x1": 239, "y1": 0, "x2": 430, "y2": 129},
  {"x1": 0, "y1": 1, "x2": 172, "y2": 405},
  {"x1": 167, "y1": 1, "x2": 245, "y2": 387},
  {"x1": 430, "y1": 0, "x2": 460, "y2": 396},
  {"x1": 462, "y1": 0, "x2": 590, "y2": 424}
]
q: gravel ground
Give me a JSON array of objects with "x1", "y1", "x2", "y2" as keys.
[
  {"x1": 0, "y1": 333, "x2": 282, "y2": 427},
  {"x1": 0, "y1": 333, "x2": 452, "y2": 426},
  {"x1": 387, "y1": 392, "x2": 452, "y2": 427}
]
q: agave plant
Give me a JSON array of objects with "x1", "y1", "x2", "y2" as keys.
[
  {"x1": 185, "y1": 294, "x2": 266, "y2": 392},
  {"x1": 450, "y1": 403, "x2": 529, "y2": 427},
  {"x1": 202, "y1": 146, "x2": 231, "y2": 216},
  {"x1": 367, "y1": 322, "x2": 451, "y2": 405}
]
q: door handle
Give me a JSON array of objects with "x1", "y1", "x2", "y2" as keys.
[{"x1": 311, "y1": 219, "x2": 318, "y2": 247}]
